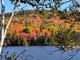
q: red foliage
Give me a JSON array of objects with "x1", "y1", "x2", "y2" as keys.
[
  {"x1": 32, "y1": 28, "x2": 37, "y2": 32},
  {"x1": 17, "y1": 32, "x2": 28, "y2": 38},
  {"x1": 29, "y1": 32, "x2": 36, "y2": 37}
]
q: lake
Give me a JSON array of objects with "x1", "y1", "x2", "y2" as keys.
[{"x1": 0, "y1": 46, "x2": 80, "y2": 60}]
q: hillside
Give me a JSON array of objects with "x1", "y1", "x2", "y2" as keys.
[{"x1": 0, "y1": 10, "x2": 80, "y2": 50}]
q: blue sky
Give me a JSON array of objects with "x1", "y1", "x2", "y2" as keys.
[
  {"x1": 0, "y1": 0, "x2": 80, "y2": 14},
  {"x1": 0, "y1": 0, "x2": 36, "y2": 14}
]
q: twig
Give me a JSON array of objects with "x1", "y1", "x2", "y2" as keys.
[
  {"x1": 14, "y1": 49, "x2": 27, "y2": 60},
  {"x1": 40, "y1": 46, "x2": 60, "y2": 55},
  {"x1": 67, "y1": 49, "x2": 80, "y2": 60},
  {"x1": 61, "y1": 0, "x2": 71, "y2": 6}
]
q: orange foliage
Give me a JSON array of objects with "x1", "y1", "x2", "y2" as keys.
[
  {"x1": 36, "y1": 28, "x2": 40, "y2": 33},
  {"x1": 40, "y1": 30, "x2": 51, "y2": 37},
  {"x1": 75, "y1": 30, "x2": 80, "y2": 33}
]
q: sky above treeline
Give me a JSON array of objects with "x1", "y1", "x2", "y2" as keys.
[{"x1": 0, "y1": 0, "x2": 80, "y2": 14}]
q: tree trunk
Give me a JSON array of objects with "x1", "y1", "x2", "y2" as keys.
[{"x1": 0, "y1": 0, "x2": 5, "y2": 54}]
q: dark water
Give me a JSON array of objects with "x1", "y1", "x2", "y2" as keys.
[{"x1": 0, "y1": 46, "x2": 80, "y2": 60}]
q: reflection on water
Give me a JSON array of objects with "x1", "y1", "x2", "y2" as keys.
[{"x1": 0, "y1": 46, "x2": 80, "y2": 60}]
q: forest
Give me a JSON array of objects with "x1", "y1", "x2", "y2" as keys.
[{"x1": 0, "y1": 0, "x2": 80, "y2": 51}]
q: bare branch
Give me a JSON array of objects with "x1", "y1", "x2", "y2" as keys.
[
  {"x1": 61, "y1": 0, "x2": 71, "y2": 6},
  {"x1": 67, "y1": 49, "x2": 80, "y2": 60},
  {"x1": 14, "y1": 49, "x2": 27, "y2": 60},
  {"x1": 14, "y1": 5, "x2": 28, "y2": 15},
  {"x1": 71, "y1": 0, "x2": 80, "y2": 7},
  {"x1": 4, "y1": 0, "x2": 21, "y2": 39}
]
